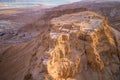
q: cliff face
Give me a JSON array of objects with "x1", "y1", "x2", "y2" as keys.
[
  {"x1": 44, "y1": 11, "x2": 119, "y2": 80},
  {"x1": 47, "y1": 34, "x2": 80, "y2": 80}
]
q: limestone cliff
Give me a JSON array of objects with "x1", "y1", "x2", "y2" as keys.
[{"x1": 44, "y1": 11, "x2": 119, "y2": 80}]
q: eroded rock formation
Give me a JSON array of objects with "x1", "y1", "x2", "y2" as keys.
[
  {"x1": 47, "y1": 34, "x2": 80, "y2": 80},
  {"x1": 45, "y1": 11, "x2": 119, "y2": 80}
]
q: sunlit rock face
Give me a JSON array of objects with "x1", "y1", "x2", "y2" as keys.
[
  {"x1": 45, "y1": 11, "x2": 119, "y2": 80},
  {"x1": 47, "y1": 34, "x2": 80, "y2": 80}
]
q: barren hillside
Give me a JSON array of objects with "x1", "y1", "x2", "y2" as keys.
[{"x1": 0, "y1": 1, "x2": 120, "y2": 80}]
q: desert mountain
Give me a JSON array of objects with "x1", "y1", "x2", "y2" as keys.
[{"x1": 0, "y1": 1, "x2": 120, "y2": 80}]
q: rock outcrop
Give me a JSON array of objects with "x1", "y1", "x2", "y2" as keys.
[
  {"x1": 47, "y1": 34, "x2": 80, "y2": 80},
  {"x1": 44, "y1": 11, "x2": 119, "y2": 80}
]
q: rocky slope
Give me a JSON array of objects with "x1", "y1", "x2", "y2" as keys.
[{"x1": 0, "y1": 1, "x2": 120, "y2": 80}]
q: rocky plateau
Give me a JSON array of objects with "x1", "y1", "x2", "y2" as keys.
[{"x1": 0, "y1": 1, "x2": 120, "y2": 80}]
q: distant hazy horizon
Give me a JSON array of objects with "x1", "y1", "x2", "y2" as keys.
[
  {"x1": 0, "y1": 0, "x2": 83, "y2": 9},
  {"x1": 0, "y1": 0, "x2": 119, "y2": 9}
]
